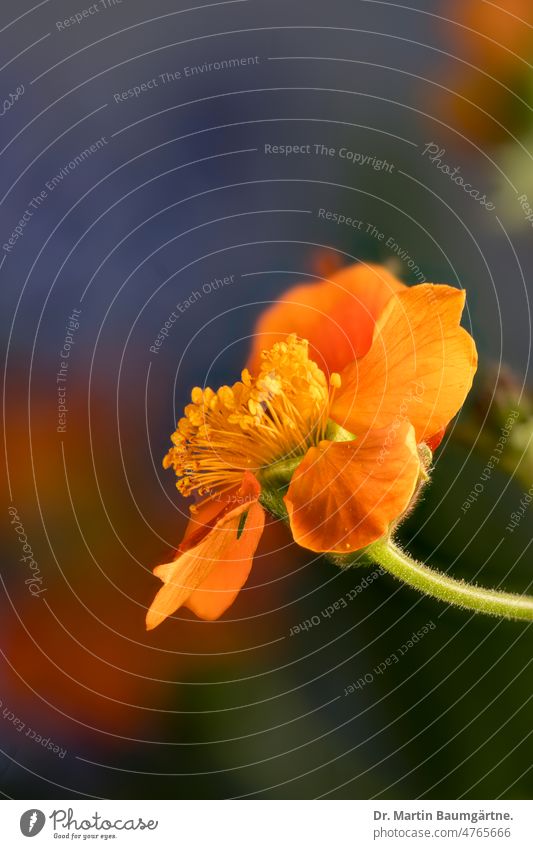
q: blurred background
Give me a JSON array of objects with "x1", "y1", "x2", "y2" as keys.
[{"x1": 1, "y1": 0, "x2": 532, "y2": 799}]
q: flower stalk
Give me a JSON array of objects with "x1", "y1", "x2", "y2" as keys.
[{"x1": 363, "y1": 539, "x2": 533, "y2": 621}]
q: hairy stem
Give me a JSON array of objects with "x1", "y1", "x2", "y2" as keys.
[{"x1": 366, "y1": 539, "x2": 533, "y2": 621}]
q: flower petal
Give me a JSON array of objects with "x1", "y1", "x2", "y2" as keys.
[
  {"x1": 184, "y1": 538, "x2": 258, "y2": 621},
  {"x1": 146, "y1": 474, "x2": 264, "y2": 629},
  {"x1": 330, "y1": 284, "x2": 478, "y2": 444},
  {"x1": 248, "y1": 263, "x2": 405, "y2": 374},
  {"x1": 284, "y1": 424, "x2": 420, "y2": 553},
  {"x1": 425, "y1": 426, "x2": 446, "y2": 452}
]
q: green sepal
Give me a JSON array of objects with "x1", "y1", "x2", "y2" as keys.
[{"x1": 237, "y1": 509, "x2": 249, "y2": 540}]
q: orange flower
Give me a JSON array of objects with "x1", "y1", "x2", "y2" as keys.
[{"x1": 146, "y1": 265, "x2": 477, "y2": 628}]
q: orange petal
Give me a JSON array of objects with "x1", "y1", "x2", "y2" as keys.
[
  {"x1": 248, "y1": 263, "x2": 405, "y2": 374},
  {"x1": 146, "y1": 474, "x2": 264, "y2": 629},
  {"x1": 180, "y1": 471, "x2": 261, "y2": 551},
  {"x1": 426, "y1": 426, "x2": 446, "y2": 452},
  {"x1": 184, "y1": 532, "x2": 259, "y2": 621},
  {"x1": 284, "y1": 424, "x2": 420, "y2": 554},
  {"x1": 331, "y1": 284, "x2": 478, "y2": 445}
]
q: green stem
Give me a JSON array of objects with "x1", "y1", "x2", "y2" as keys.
[{"x1": 367, "y1": 539, "x2": 533, "y2": 621}]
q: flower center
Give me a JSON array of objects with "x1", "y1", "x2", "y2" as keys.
[{"x1": 163, "y1": 335, "x2": 341, "y2": 501}]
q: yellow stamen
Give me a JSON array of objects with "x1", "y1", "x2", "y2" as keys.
[{"x1": 163, "y1": 335, "x2": 340, "y2": 498}]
